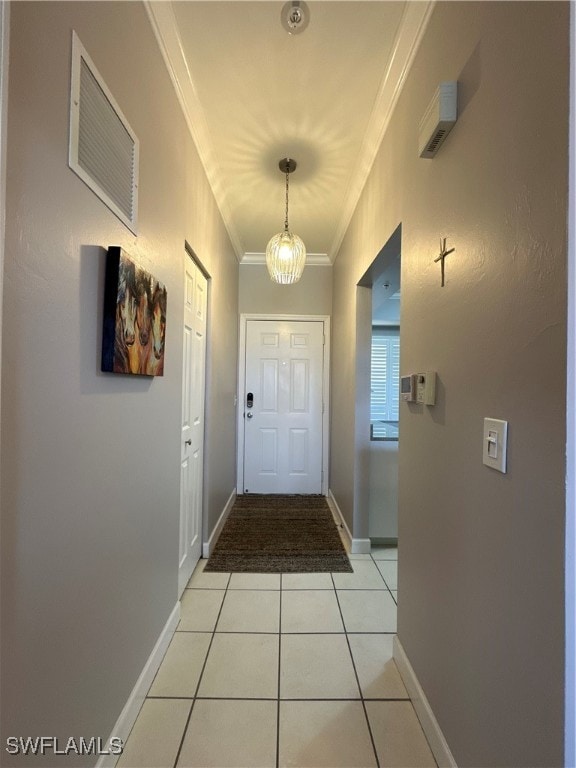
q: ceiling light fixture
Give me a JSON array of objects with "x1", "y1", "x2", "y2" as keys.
[
  {"x1": 265, "y1": 158, "x2": 306, "y2": 285},
  {"x1": 281, "y1": 1, "x2": 310, "y2": 35}
]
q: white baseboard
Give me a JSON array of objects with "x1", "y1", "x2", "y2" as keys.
[
  {"x1": 327, "y1": 490, "x2": 371, "y2": 554},
  {"x1": 393, "y1": 636, "x2": 458, "y2": 768},
  {"x1": 327, "y1": 489, "x2": 352, "y2": 549},
  {"x1": 351, "y1": 538, "x2": 371, "y2": 554},
  {"x1": 96, "y1": 602, "x2": 181, "y2": 768},
  {"x1": 202, "y1": 489, "x2": 236, "y2": 558}
]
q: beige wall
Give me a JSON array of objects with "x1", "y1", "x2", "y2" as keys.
[
  {"x1": 239, "y1": 263, "x2": 332, "y2": 316},
  {"x1": 0, "y1": 2, "x2": 238, "y2": 763},
  {"x1": 331, "y1": 2, "x2": 569, "y2": 765},
  {"x1": 368, "y1": 441, "x2": 398, "y2": 539}
]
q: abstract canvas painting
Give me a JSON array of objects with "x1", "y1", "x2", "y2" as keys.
[{"x1": 102, "y1": 246, "x2": 167, "y2": 376}]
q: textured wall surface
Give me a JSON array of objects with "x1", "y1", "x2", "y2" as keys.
[
  {"x1": 330, "y1": 2, "x2": 569, "y2": 765},
  {"x1": 239, "y1": 264, "x2": 332, "y2": 316},
  {"x1": 1, "y1": 3, "x2": 238, "y2": 764}
]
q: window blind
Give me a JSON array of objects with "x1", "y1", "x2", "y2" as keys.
[{"x1": 371, "y1": 328, "x2": 400, "y2": 423}]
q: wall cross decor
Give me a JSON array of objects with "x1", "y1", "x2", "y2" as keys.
[{"x1": 434, "y1": 237, "x2": 456, "y2": 287}]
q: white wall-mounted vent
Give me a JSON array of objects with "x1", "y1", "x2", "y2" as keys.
[
  {"x1": 69, "y1": 32, "x2": 139, "y2": 233},
  {"x1": 418, "y1": 81, "x2": 458, "y2": 159}
]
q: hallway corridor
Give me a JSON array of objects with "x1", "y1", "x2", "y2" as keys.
[{"x1": 118, "y1": 547, "x2": 436, "y2": 767}]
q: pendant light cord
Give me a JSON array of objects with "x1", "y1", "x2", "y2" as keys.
[{"x1": 284, "y1": 166, "x2": 290, "y2": 232}]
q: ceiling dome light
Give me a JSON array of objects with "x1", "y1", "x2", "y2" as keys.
[
  {"x1": 281, "y1": 1, "x2": 310, "y2": 35},
  {"x1": 266, "y1": 158, "x2": 306, "y2": 285}
]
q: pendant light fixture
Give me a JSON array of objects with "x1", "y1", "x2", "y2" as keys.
[{"x1": 265, "y1": 158, "x2": 306, "y2": 285}]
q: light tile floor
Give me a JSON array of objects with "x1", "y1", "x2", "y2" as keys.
[{"x1": 118, "y1": 546, "x2": 437, "y2": 768}]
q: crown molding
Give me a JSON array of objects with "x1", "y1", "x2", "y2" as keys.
[
  {"x1": 145, "y1": 1, "x2": 435, "y2": 267},
  {"x1": 328, "y1": 0, "x2": 435, "y2": 261},
  {"x1": 241, "y1": 252, "x2": 331, "y2": 266},
  {"x1": 144, "y1": 1, "x2": 245, "y2": 261}
]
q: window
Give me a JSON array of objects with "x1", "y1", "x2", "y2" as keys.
[{"x1": 370, "y1": 327, "x2": 400, "y2": 440}]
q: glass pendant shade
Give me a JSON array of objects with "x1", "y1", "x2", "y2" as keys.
[
  {"x1": 265, "y1": 157, "x2": 306, "y2": 285},
  {"x1": 265, "y1": 230, "x2": 306, "y2": 284}
]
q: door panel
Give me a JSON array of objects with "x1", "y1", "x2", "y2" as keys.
[
  {"x1": 289, "y1": 429, "x2": 308, "y2": 473},
  {"x1": 179, "y1": 257, "x2": 207, "y2": 596},
  {"x1": 261, "y1": 429, "x2": 278, "y2": 473},
  {"x1": 290, "y1": 359, "x2": 309, "y2": 411},
  {"x1": 261, "y1": 360, "x2": 279, "y2": 412},
  {"x1": 243, "y1": 319, "x2": 324, "y2": 494}
]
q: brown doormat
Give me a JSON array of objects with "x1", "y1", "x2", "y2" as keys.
[{"x1": 204, "y1": 494, "x2": 353, "y2": 573}]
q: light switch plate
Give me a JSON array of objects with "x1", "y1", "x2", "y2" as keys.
[{"x1": 483, "y1": 418, "x2": 508, "y2": 473}]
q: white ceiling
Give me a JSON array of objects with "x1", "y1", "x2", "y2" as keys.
[
  {"x1": 372, "y1": 258, "x2": 401, "y2": 324},
  {"x1": 146, "y1": 1, "x2": 433, "y2": 263}
]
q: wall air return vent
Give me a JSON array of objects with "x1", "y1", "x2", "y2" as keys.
[
  {"x1": 69, "y1": 32, "x2": 139, "y2": 233},
  {"x1": 418, "y1": 81, "x2": 458, "y2": 159}
]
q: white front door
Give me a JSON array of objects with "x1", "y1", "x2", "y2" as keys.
[
  {"x1": 243, "y1": 319, "x2": 325, "y2": 494},
  {"x1": 179, "y1": 255, "x2": 207, "y2": 595}
]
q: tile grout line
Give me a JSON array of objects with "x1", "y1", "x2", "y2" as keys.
[
  {"x1": 276, "y1": 574, "x2": 283, "y2": 768},
  {"x1": 371, "y1": 554, "x2": 392, "y2": 591},
  {"x1": 146, "y1": 695, "x2": 410, "y2": 702},
  {"x1": 332, "y1": 571, "x2": 381, "y2": 768},
  {"x1": 149, "y1": 555, "x2": 398, "y2": 767},
  {"x1": 275, "y1": 696, "x2": 408, "y2": 703},
  {"x1": 370, "y1": 552, "x2": 397, "y2": 604},
  {"x1": 171, "y1": 569, "x2": 232, "y2": 768},
  {"x1": 175, "y1": 629, "x2": 397, "y2": 634}
]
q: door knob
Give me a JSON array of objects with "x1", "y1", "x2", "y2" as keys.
[
  {"x1": 246, "y1": 412, "x2": 253, "y2": 419},
  {"x1": 185, "y1": 439, "x2": 192, "y2": 445}
]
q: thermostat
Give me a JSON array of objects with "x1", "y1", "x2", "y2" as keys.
[
  {"x1": 401, "y1": 374, "x2": 416, "y2": 402},
  {"x1": 415, "y1": 371, "x2": 437, "y2": 406}
]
